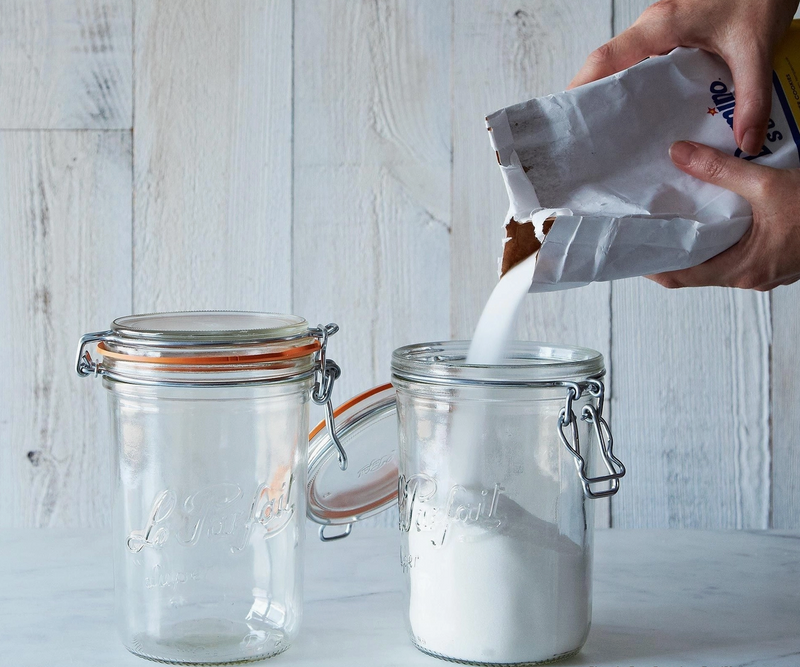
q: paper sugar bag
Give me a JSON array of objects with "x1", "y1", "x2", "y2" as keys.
[{"x1": 486, "y1": 21, "x2": 800, "y2": 292}]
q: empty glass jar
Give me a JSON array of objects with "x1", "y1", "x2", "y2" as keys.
[
  {"x1": 391, "y1": 341, "x2": 625, "y2": 665},
  {"x1": 76, "y1": 312, "x2": 344, "y2": 664}
]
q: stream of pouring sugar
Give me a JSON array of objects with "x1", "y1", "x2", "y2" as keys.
[
  {"x1": 466, "y1": 250, "x2": 538, "y2": 364},
  {"x1": 445, "y1": 250, "x2": 539, "y2": 489}
]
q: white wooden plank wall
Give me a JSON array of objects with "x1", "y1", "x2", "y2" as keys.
[
  {"x1": 133, "y1": 0, "x2": 293, "y2": 313},
  {"x1": 0, "y1": 132, "x2": 131, "y2": 527},
  {"x1": 0, "y1": 0, "x2": 132, "y2": 129},
  {"x1": 0, "y1": 0, "x2": 132, "y2": 529},
  {"x1": 1, "y1": 0, "x2": 798, "y2": 530}
]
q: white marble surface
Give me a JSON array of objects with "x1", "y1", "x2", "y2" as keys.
[{"x1": 0, "y1": 528, "x2": 798, "y2": 667}]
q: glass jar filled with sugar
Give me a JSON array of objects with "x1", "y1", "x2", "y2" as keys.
[{"x1": 392, "y1": 341, "x2": 624, "y2": 664}]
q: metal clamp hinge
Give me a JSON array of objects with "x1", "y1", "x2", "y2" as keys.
[
  {"x1": 75, "y1": 330, "x2": 114, "y2": 378},
  {"x1": 557, "y1": 378, "x2": 626, "y2": 499},
  {"x1": 310, "y1": 323, "x2": 348, "y2": 472}
]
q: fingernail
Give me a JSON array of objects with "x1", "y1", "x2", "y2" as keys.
[
  {"x1": 741, "y1": 129, "x2": 762, "y2": 156},
  {"x1": 669, "y1": 141, "x2": 698, "y2": 166}
]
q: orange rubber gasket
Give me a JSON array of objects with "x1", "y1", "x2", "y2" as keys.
[
  {"x1": 309, "y1": 490, "x2": 398, "y2": 520},
  {"x1": 308, "y1": 382, "x2": 393, "y2": 441},
  {"x1": 97, "y1": 340, "x2": 321, "y2": 366}
]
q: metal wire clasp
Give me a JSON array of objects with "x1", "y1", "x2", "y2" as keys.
[
  {"x1": 75, "y1": 330, "x2": 114, "y2": 378},
  {"x1": 557, "y1": 378, "x2": 626, "y2": 499},
  {"x1": 309, "y1": 323, "x2": 348, "y2": 471}
]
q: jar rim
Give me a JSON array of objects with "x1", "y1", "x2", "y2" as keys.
[{"x1": 391, "y1": 341, "x2": 604, "y2": 385}]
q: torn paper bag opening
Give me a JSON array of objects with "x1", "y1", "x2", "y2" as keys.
[{"x1": 487, "y1": 22, "x2": 800, "y2": 292}]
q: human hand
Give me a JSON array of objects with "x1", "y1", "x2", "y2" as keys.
[
  {"x1": 568, "y1": 0, "x2": 799, "y2": 155},
  {"x1": 647, "y1": 141, "x2": 800, "y2": 290}
]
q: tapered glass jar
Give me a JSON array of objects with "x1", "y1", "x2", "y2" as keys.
[{"x1": 77, "y1": 312, "x2": 342, "y2": 664}]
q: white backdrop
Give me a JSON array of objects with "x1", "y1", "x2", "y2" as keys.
[{"x1": 0, "y1": 0, "x2": 797, "y2": 530}]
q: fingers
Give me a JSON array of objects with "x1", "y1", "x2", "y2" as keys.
[
  {"x1": 646, "y1": 246, "x2": 744, "y2": 288},
  {"x1": 646, "y1": 211, "x2": 757, "y2": 289},
  {"x1": 669, "y1": 141, "x2": 775, "y2": 203},
  {"x1": 568, "y1": 22, "x2": 676, "y2": 89},
  {"x1": 660, "y1": 141, "x2": 775, "y2": 288},
  {"x1": 722, "y1": 46, "x2": 775, "y2": 155},
  {"x1": 655, "y1": 145, "x2": 794, "y2": 291},
  {"x1": 650, "y1": 266, "x2": 796, "y2": 291}
]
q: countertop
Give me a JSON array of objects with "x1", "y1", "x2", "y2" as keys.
[{"x1": 1, "y1": 528, "x2": 798, "y2": 667}]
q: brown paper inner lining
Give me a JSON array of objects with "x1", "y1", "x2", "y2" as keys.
[{"x1": 500, "y1": 216, "x2": 555, "y2": 276}]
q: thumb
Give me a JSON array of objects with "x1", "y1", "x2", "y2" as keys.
[
  {"x1": 669, "y1": 141, "x2": 774, "y2": 202},
  {"x1": 723, "y1": 47, "x2": 774, "y2": 155}
]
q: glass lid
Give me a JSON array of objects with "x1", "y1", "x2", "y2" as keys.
[
  {"x1": 95, "y1": 311, "x2": 320, "y2": 370},
  {"x1": 307, "y1": 384, "x2": 398, "y2": 529},
  {"x1": 112, "y1": 311, "x2": 310, "y2": 341}
]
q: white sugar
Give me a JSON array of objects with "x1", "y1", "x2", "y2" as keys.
[{"x1": 407, "y1": 513, "x2": 589, "y2": 663}]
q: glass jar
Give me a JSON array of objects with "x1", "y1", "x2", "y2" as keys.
[
  {"x1": 76, "y1": 312, "x2": 346, "y2": 664},
  {"x1": 391, "y1": 341, "x2": 625, "y2": 665}
]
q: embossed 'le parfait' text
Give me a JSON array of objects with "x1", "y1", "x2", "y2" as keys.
[
  {"x1": 126, "y1": 477, "x2": 295, "y2": 554},
  {"x1": 398, "y1": 473, "x2": 504, "y2": 547}
]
